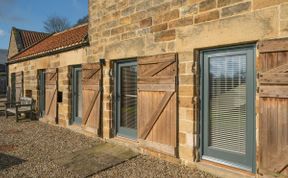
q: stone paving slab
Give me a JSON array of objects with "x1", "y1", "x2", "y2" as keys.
[{"x1": 53, "y1": 142, "x2": 139, "y2": 177}]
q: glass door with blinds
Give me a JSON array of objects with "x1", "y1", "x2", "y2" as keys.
[
  {"x1": 116, "y1": 61, "x2": 137, "y2": 139},
  {"x1": 72, "y1": 66, "x2": 82, "y2": 125},
  {"x1": 39, "y1": 70, "x2": 46, "y2": 117},
  {"x1": 201, "y1": 45, "x2": 255, "y2": 172}
]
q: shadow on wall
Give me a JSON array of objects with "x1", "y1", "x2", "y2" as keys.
[{"x1": 0, "y1": 153, "x2": 26, "y2": 170}]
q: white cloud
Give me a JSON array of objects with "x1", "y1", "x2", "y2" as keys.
[{"x1": 0, "y1": 29, "x2": 5, "y2": 37}]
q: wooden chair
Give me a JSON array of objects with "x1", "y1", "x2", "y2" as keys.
[{"x1": 5, "y1": 97, "x2": 34, "y2": 122}]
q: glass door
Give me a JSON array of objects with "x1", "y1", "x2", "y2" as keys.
[
  {"x1": 201, "y1": 46, "x2": 255, "y2": 172},
  {"x1": 72, "y1": 66, "x2": 82, "y2": 125},
  {"x1": 116, "y1": 61, "x2": 137, "y2": 139},
  {"x1": 11, "y1": 73, "x2": 16, "y2": 103},
  {"x1": 39, "y1": 70, "x2": 45, "y2": 117}
]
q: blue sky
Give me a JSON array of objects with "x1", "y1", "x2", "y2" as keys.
[{"x1": 0, "y1": 0, "x2": 88, "y2": 49}]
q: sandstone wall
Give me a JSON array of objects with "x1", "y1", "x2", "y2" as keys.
[
  {"x1": 8, "y1": 47, "x2": 88, "y2": 126},
  {"x1": 87, "y1": 0, "x2": 288, "y2": 175}
]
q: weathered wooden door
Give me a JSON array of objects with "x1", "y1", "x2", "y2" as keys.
[
  {"x1": 45, "y1": 68, "x2": 58, "y2": 123},
  {"x1": 258, "y1": 38, "x2": 288, "y2": 176},
  {"x1": 15, "y1": 72, "x2": 23, "y2": 102},
  {"x1": 82, "y1": 63, "x2": 102, "y2": 135},
  {"x1": 137, "y1": 53, "x2": 178, "y2": 156}
]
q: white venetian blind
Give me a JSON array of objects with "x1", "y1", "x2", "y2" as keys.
[
  {"x1": 120, "y1": 65, "x2": 137, "y2": 130},
  {"x1": 208, "y1": 55, "x2": 247, "y2": 154}
]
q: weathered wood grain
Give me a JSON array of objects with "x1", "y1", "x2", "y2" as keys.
[
  {"x1": 258, "y1": 38, "x2": 288, "y2": 177},
  {"x1": 81, "y1": 63, "x2": 102, "y2": 135},
  {"x1": 137, "y1": 53, "x2": 178, "y2": 156}
]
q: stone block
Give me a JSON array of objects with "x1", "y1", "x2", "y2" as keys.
[
  {"x1": 136, "y1": 0, "x2": 152, "y2": 11},
  {"x1": 111, "y1": 26, "x2": 124, "y2": 36},
  {"x1": 179, "y1": 96, "x2": 194, "y2": 108},
  {"x1": 121, "y1": 6, "x2": 135, "y2": 17},
  {"x1": 180, "y1": 4, "x2": 198, "y2": 16},
  {"x1": 154, "y1": 29, "x2": 176, "y2": 42},
  {"x1": 179, "y1": 145, "x2": 194, "y2": 159},
  {"x1": 147, "y1": 2, "x2": 170, "y2": 16},
  {"x1": 169, "y1": 16, "x2": 194, "y2": 28},
  {"x1": 122, "y1": 31, "x2": 136, "y2": 40},
  {"x1": 179, "y1": 85, "x2": 194, "y2": 96},
  {"x1": 177, "y1": 7, "x2": 279, "y2": 51},
  {"x1": 163, "y1": 9, "x2": 180, "y2": 22},
  {"x1": 194, "y1": 10, "x2": 219, "y2": 24},
  {"x1": 221, "y1": 2, "x2": 251, "y2": 17},
  {"x1": 178, "y1": 52, "x2": 194, "y2": 62},
  {"x1": 120, "y1": 16, "x2": 131, "y2": 25},
  {"x1": 281, "y1": 3, "x2": 288, "y2": 19},
  {"x1": 281, "y1": 20, "x2": 288, "y2": 36},
  {"x1": 146, "y1": 34, "x2": 167, "y2": 55},
  {"x1": 179, "y1": 63, "x2": 186, "y2": 74},
  {"x1": 179, "y1": 132, "x2": 187, "y2": 144},
  {"x1": 179, "y1": 119, "x2": 194, "y2": 133},
  {"x1": 125, "y1": 23, "x2": 140, "y2": 32},
  {"x1": 179, "y1": 75, "x2": 194, "y2": 85},
  {"x1": 186, "y1": 109, "x2": 195, "y2": 122},
  {"x1": 105, "y1": 37, "x2": 145, "y2": 59},
  {"x1": 167, "y1": 41, "x2": 176, "y2": 51},
  {"x1": 150, "y1": 23, "x2": 168, "y2": 33},
  {"x1": 131, "y1": 11, "x2": 146, "y2": 23},
  {"x1": 199, "y1": 0, "x2": 216, "y2": 12},
  {"x1": 254, "y1": 0, "x2": 287, "y2": 10},
  {"x1": 218, "y1": 0, "x2": 244, "y2": 7},
  {"x1": 140, "y1": 17, "x2": 153, "y2": 28}
]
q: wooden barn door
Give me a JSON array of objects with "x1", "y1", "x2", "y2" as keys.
[
  {"x1": 45, "y1": 68, "x2": 58, "y2": 123},
  {"x1": 82, "y1": 63, "x2": 102, "y2": 136},
  {"x1": 258, "y1": 38, "x2": 288, "y2": 176},
  {"x1": 137, "y1": 53, "x2": 178, "y2": 156},
  {"x1": 15, "y1": 72, "x2": 23, "y2": 102}
]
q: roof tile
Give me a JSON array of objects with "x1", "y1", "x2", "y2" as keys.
[{"x1": 11, "y1": 24, "x2": 88, "y2": 61}]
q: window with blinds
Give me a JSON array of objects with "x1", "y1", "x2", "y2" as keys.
[
  {"x1": 120, "y1": 65, "x2": 137, "y2": 130},
  {"x1": 208, "y1": 55, "x2": 247, "y2": 154},
  {"x1": 76, "y1": 70, "x2": 82, "y2": 118}
]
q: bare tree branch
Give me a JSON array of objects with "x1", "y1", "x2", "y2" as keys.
[{"x1": 43, "y1": 16, "x2": 71, "y2": 33}]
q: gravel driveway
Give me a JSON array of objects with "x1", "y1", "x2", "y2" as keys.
[{"x1": 0, "y1": 116, "x2": 217, "y2": 178}]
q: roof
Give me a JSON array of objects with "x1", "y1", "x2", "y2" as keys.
[
  {"x1": 12, "y1": 27, "x2": 49, "y2": 51},
  {"x1": 10, "y1": 24, "x2": 88, "y2": 62},
  {"x1": 0, "y1": 49, "x2": 7, "y2": 65},
  {"x1": 20, "y1": 30, "x2": 49, "y2": 49}
]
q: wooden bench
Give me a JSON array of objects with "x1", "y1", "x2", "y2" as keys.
[{"x1": 5, "y1": 97, "x2": 34, "y2": 122}]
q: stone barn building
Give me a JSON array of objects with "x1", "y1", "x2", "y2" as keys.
[{"x1": 7, "y1": 0, "x2": 288, "y2": 178}]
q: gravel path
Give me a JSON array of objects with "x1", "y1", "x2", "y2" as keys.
[{"x1": 0, "y1": 116, "x2": 217, "y2": 178}]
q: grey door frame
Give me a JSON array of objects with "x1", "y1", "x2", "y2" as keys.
[
  {"x1": 71, "y1": 65, "x2": 82, "y2": 125},
  {"x1": 39, "y1": 70, "x2": 46, "y2": 117},
  {"x1": 200, "y1": 44, "x2": 256, "y2": 173},
  {"x1": 114, "y1": 60, "x2": 137, "y2": 139}
]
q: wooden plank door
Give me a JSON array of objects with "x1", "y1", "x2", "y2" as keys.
[
  {"x1": 15, "y1": 72, "x2": 23, "y2": 102},
  {"x1": 45, "y1": 68, "x2": 58, "y2": 123},
  {"x1": 137, "y1": 53, "x2": 178, "y2": 156},
  {"x1": 258, "y1": 38, "x2": 288, "y2": 176},
  {"x1": 82, "y1": 63, "x2": 102, "y2": 136}
]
